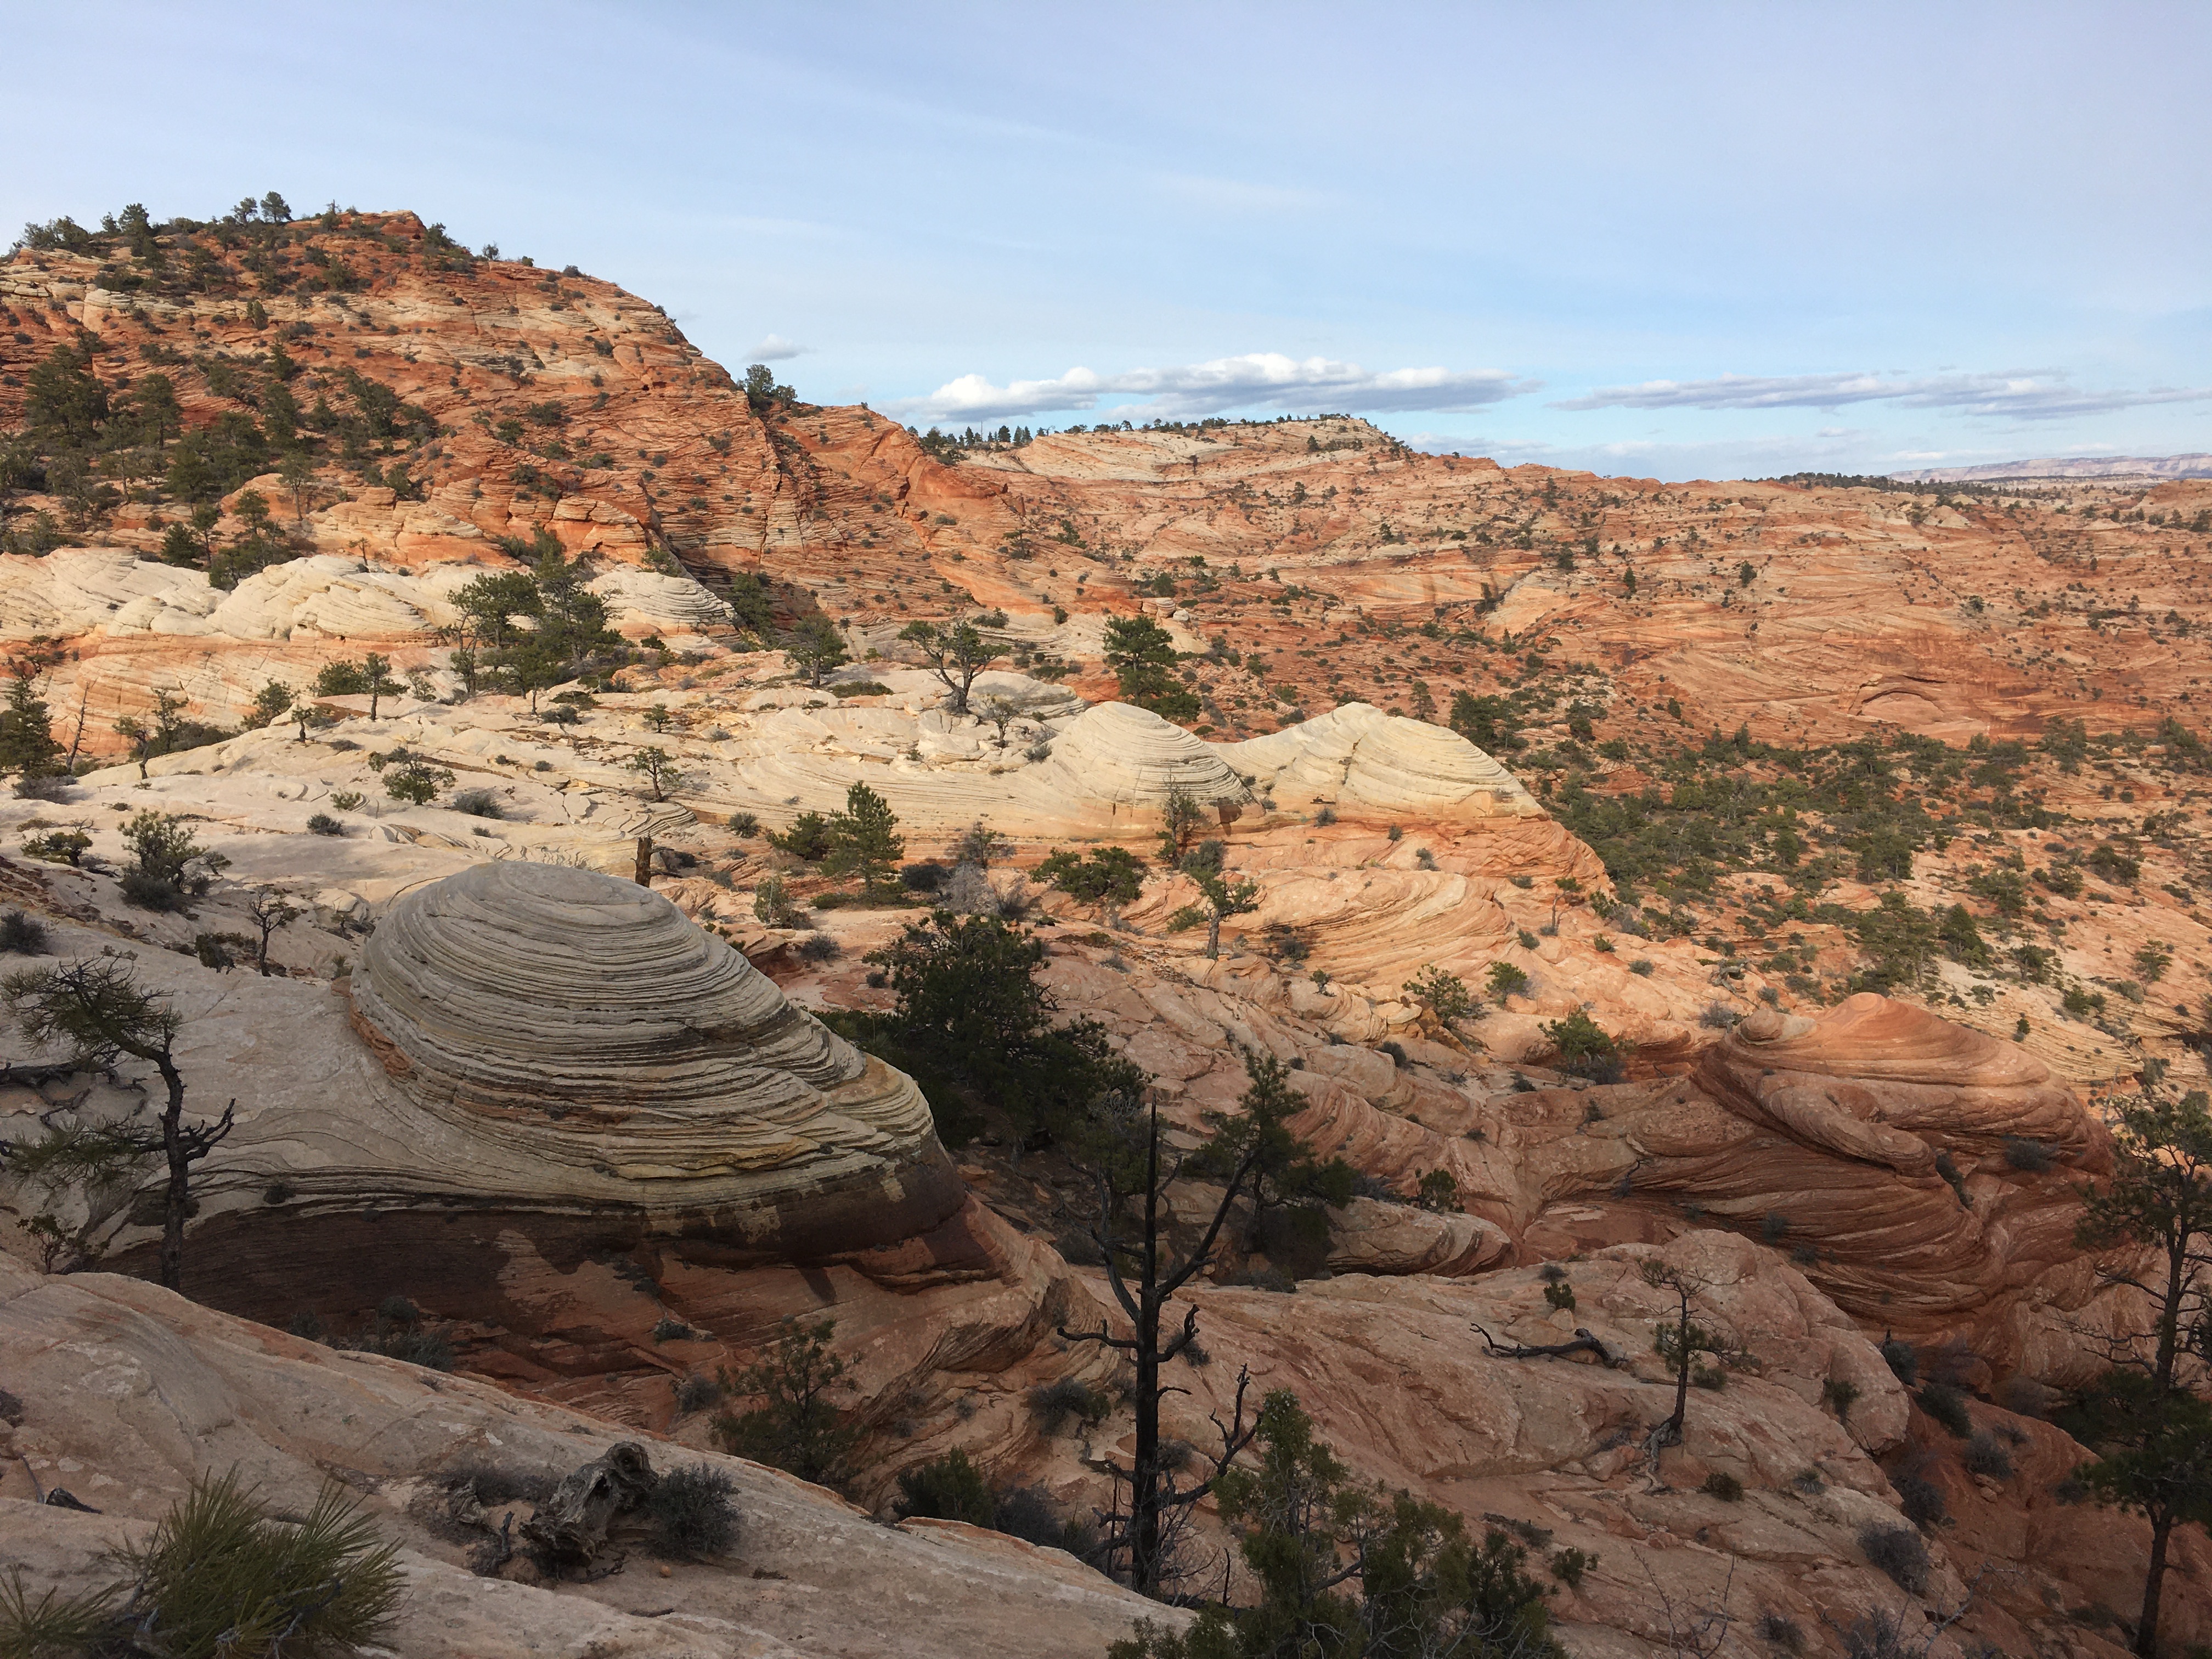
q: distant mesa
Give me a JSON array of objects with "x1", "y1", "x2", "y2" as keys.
[{"x1": 1888, "y1": 452, "x2": 2212, "y2": 483}]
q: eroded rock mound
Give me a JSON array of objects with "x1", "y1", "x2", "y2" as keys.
[
  {"x1": 1223, "y1": 702, "x2": 1541, "y2": 820},
  {"x1": 1037, "y1": 700, "x2": 1252, "y2": 809},
  {"x1": 348, "y1": 860, "x2": 963, "y2": 1254}
]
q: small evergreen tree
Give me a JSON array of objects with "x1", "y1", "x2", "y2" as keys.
[
  {"x1": 713, "y1": 1317, "x2": 856, "y2": 1491},
  {"x1": 821, "y1": 782, "x2": 905, "y2": 897},
  {"x1": 1104, "y1": 615, "x2": 1199, "y2": 723},
  {"x1": 785, "y1": 616, "x2": 848, "y2": 685},
  {"x1": 0, "y1": 663, "x2": 62, "y2": 777}
]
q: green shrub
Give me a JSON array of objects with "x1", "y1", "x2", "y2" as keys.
[
  {"x1": 0, "y1": 910, "x2": 51, "y2": 955},
  {"x1": 0, "y1": 1569, "x2": 120, "y2": 1657},
  {"x1": 713, "y1": 1317, "x2": 856, "y2": 1491},
  {"x1": 21, "y1": 828, "x2": 91, "y2": 866},
  {"x1": 1543, "y1": 1009, "x2": 1623, "y2": 1083},
  {"x1": 1701, "y1": 1470, "x2": 1743, "y2": 1502},
  {"x1": 1917, "y1": 1381, "x2": 1972, "y2": 1437},
  {"x1": 306, "y1": 812, "x2": 345, "y2": 836},
  {"x1": 1486, "y1": 961, "x2": 1531, "y2": 1000},
  {"x1": 1028, "y1": 1376, "x2": 1112, "y2": 1434},
  {"x1": 768, "y1": 810, "x2": 834, "y2": 861},
  {"x1": 1037, "y1": 845, "x2": 1147, "y2": 905},
  {"x1": 894, "y1": 1448, "x2": 996, "y2": 1526},
  {"x1": 1549, "y1": 1547, "x2": 1597, "y2": 1588},
  {"x1": 729, "y1": 811, "x2": 761, "y2": 837},
  {"x1": 115, "y1": 1469, "x2": 402, "y2": 1657},
  {"x1": 646, "y1": 1463, "x2": 738, "y2": 1560},
  {"x1": 1822, "y1": 1378, "x2": 1860, "y2": 1420},
  {"x1": 2002, "y1": 1136, "x2": 2054, "y2": 1172},
  {"x1": 1881, "y1": 1337, "x2": 1918, "y2": 1385}
]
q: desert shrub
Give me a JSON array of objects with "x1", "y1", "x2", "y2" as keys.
[
  {"x1": 901, "y1": 859, "x2": 947, "y2": 891},
  {"x1": 991, "y1": 1483, "x2": 1084, "y2": 1550},
  {"x1": 0, "y1": 910, "x2": 51, "y2": 955},
  {"x1": 1762, "y1": 1211, "x2": 1790, "y2": 1243},
  {"x1": 753, "y1": 875, "x2": 806, "y2": 928},
  {"x1": 894, "y1": 1448, "x2": 996, "y2": 1526},
  {"x1": 330, "y1": 790, "x2": 365, "y2": 810},
  {"x1": 1417, "y1": 1168, "x2": 1463, "y2": 1213},
  {"x1": 1759, "y1": 1611, "x2": 1804, "y2": 1651},
  {"x1": 305, "y1": 812, "x2": 345, "y2": 836},
  {"x1": 120, "y1": 869, "x2": 188, "y2": 912},
  {"x1": 1963, "y1": 1429, "x2": 2015, "y2": 1480},
  {"x1": 1028, "y1": 1376, "x2": 1112, "y2": 1434},
  {"x1": 1917, "y1": 1381, "x2": 1972, "y2": 1437},
  {"x1": 382, "y1": 754, "x2": 453, "y2": 805},
  {"x1": 1999, "y1": 1375, "x2": 2055, "y2": 1418},
  {"x1": 1701, "y1": 1470, "x2": 1743, "y2": 1502},
  {"x1": 1895, "y1": 1471, "x2": 1946, "y2": 1526},
  {"x1": 646, "y1": 1463, "x2": 738, "y2": 1560},
  {"x1": 1858, "y1": 1523, "x2": 1930, "y2": 1594},
  {"x1": 21, "y1": 828, "x2": 91, "y2": 865},
  {"x1": 1543, "y1": 1280, "x2": 1577, "y2": 1313},
  {"x1": 1544, "y1": 1009, "x2": 1623, "y2": 1083},
  {"x1": 1549, "y1": 1546, "x2": 1597, "y2": 1588},
  {"x1": 1486, "y1": 961, "x2": 1531, "y2": 1000},
  {"x1": 676, "y1": 1373, "x2": 723, "y2": 1414},
  {"x1": 1822, "y1": 1378, "x2": 1860, "y2": 1420},
  {"x1": 729, "y1": 810, "x2": 761, "y2": 837},
  {"x1": 13, "y1": 772, "x2": 71, "y2": 802},
  {"x1": 652, "y1": 1314, "x2": 693, "y2": 1342},
  {"x1": 1699, "y1": 1000, "x2": 1741, "y2": 1029},
  {"x1": 1037, "y1": 845, "x2": 1147, "y2": 905},
  {"x1": 2001, "y1": 1136, "x2": 2054, "y2": 1172},
  {"x1": 795, "y1": 933, "x2": 842, "y2": 962},
  {"x1": 450, "y1": 787, "x2": 503, "y2": 818},
  {"x1": 115, "y1": 1469, "x2": 403, "y2": 1657},
  {"x1": 1880, "y1": 1336, "x2": 1918, "y2": 1385}
]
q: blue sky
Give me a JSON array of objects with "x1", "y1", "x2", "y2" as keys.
[{"x1": 8, "y1": 1, "x2": 2210, "y2": 479}]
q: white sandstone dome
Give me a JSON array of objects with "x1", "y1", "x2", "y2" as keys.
[
  {"x1": 1222, "y1": 703, "x2": 1541, "y2": 819},
  {"x1": 350, "y1": 861, "x2": 963, "y2": 1249},
  {"x1": 1040, "y1": 701, "x2": 1251, "y2": 808}
]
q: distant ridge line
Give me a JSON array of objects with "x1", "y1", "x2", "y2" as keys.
[{"x1": 1888, "y1": 453, "x2": 2212, "y2": 483}]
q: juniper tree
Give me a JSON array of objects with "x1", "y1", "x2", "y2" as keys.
[
  {"x1": 3, "y1": 958, "x2": 234, "y2": 1291},
  {"x1": 899, "y1": 612, "x2": 1005, "y2": 714},
  {"x1": 821, "y1": 781, "x2": 904, "y2": 897}
]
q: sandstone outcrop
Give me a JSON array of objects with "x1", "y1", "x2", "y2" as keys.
[
  {"x1": 1224, "y1": 701, "x2": 1542, "y2": 820},
  {"x1": 351, "y1": 861, "x2": 962, "y2": 1255}
]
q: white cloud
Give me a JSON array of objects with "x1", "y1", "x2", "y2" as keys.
[
  {"x1": 1555, "y1": 370, "x2": 2212, "y2": 421},
  {"x1": 886, "y1": 352, "x2": 1536, "y2": 425},
  {"x1": 747, "y1": 334, "x2": 808, "y2": 362}
]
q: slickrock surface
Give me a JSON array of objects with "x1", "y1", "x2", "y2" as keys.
[{"x1": 0, "y1": 1256, "x2": 1167, "y2": 1659}]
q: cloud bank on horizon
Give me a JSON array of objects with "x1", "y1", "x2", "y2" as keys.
[{"x1": 886, "y1": 353, "x2": 1534, "y2": 424}]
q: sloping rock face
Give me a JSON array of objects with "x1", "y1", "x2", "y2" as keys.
[{"x1": 0, "y1": 1257, "x2": 1166, "y2": 1659}]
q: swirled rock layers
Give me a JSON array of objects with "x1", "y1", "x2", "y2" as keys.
[{"x1": 350, "y1": 860, "x2": 962, "y2": 1255}]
